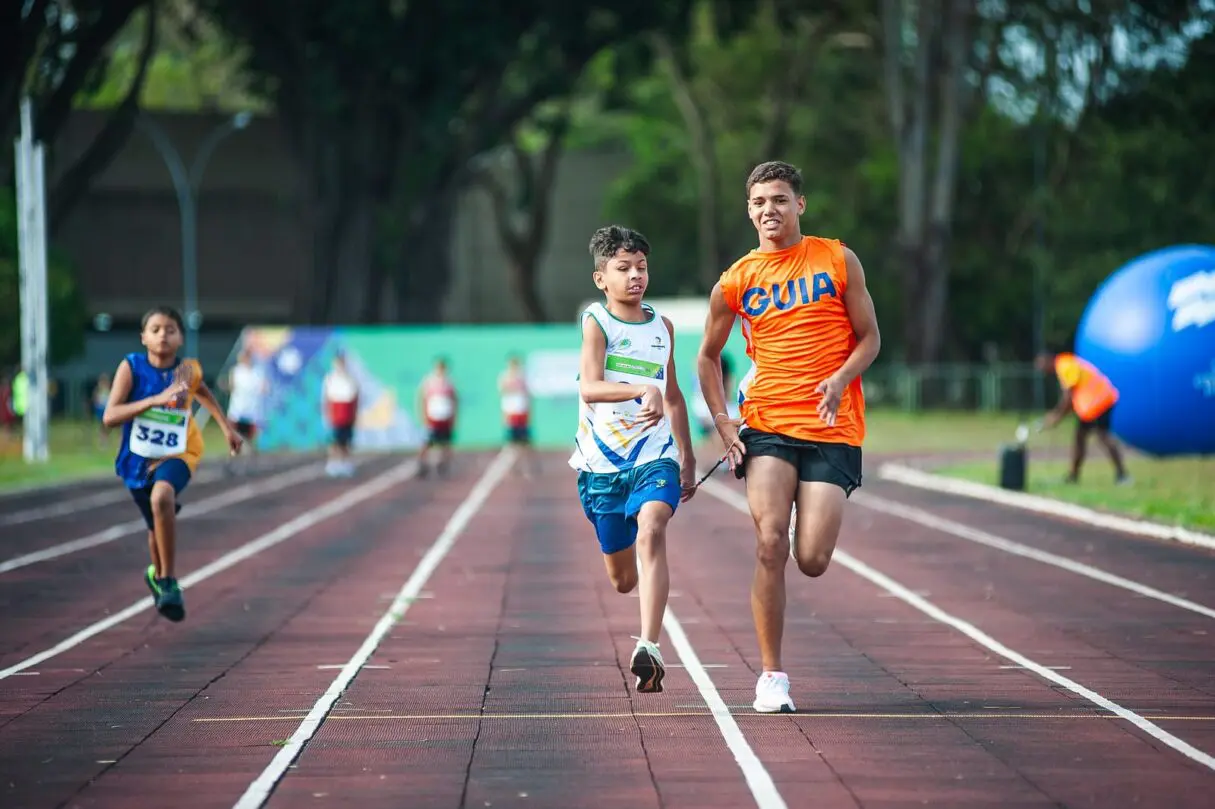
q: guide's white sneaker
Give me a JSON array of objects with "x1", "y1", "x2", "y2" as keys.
[{"x1": 753, "y1": 671, "x2": 796, "y2": 713}]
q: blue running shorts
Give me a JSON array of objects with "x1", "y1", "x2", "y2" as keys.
[{"x1": 576, "y1": 457, "x2": 682, "y2": 555}]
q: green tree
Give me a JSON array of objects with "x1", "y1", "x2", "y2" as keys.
[
  {"x1": 205, "y1": 0, "x2": 693, "y2": 325},
  {"x1": 3, "y1": 0, "x2": 158, "y2": 234}
]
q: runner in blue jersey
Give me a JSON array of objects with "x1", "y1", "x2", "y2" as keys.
[{"x1": 103, "y1": 306, "x2": 243, "y2": 622}]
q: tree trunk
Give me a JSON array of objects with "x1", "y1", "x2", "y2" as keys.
[
  {"x1": 917, "y1": 0, "x2": 969, "y2": 363},
  {"x1": 508, "y1": 257, "x2": 547, "y2": 322},
  {"x1": 394, "y1": 190, "x2": 457, "y2": 323},
  {"x1": 653, "y1": 33, "x2": 720, "y2": 291},
  {"x1": 49, "y1": 1, "x2": 157, "y2": 235}
]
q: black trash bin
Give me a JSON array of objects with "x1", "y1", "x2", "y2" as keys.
[{"x1": 998, "y1": 442, "x2": 1026, "y2": 491}]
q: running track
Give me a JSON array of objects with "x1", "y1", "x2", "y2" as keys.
[{"x1": 1, "y1": 449, "x2": 1213, "y2": 808}]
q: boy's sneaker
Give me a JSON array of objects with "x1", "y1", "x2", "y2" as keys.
[
  {"x1": 630, "y1": 638, "x2": 666, "y2": 693},
  {"x1": 753, "y1": 671, "x2": 796, "y2": 713},
  {"x1": 155, "y1": 578, "x2": 186, "y2": 623},
  {"x1": 144, "y1": 565, "x2": 161, "y2": 605}
]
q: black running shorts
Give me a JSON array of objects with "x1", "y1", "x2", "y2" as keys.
[{"x1": 734, "y1": 427, "x2": 862, "y2": 497}]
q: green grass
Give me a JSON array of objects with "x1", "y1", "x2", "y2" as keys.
[
  {"x1": 0, "y1": 419, "x2": 232, "y2": 492},
  {"x1": 863, "y1": 409, "x2": 1034, "y2": 454},
  {"x1": 936, "y1": 455, "x2": 1215, "y2": 533}
]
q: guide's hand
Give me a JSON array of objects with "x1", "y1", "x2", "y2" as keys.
[
  {"x1": 816, "y1": 375, "x2": 843, "y2": 427},
  {"x1": 714, "y1": 414, "x2": 746, "y2": 472}
]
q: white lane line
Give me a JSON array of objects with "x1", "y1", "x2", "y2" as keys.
[
  {"x1": 663, "y1": 611, "x2": 788, "y2": 809},
  {"x1": 1, "y1": 488, "x2": 130, "y2": 526},
  {"x1": 0, "y1": 462, "x2": 341, "y2": 574},
  {"x1": 0, "y1": 458, "x2": 311, "y2": 527},
  {"x1": 0, "y1": 460, "x2": 418, "y2": 680},
  {"x1": 701, "y1": 478, "x2": 1215, "y2": 774},
  {"x1": 851, "y1": 492, "x2": 1215, "y2": 621},
  {"x1": 877, "y1": 462, "x2": 1215, "y2": 550},
  {"x1": 231, "y1": 448, "x2": 515, "y2": 809}
]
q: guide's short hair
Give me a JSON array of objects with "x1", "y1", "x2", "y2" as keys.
[
  {"x1": 589, "y1": 225, "x2": 651, "y2": 270},
  {"x1": 746, "y1": 161, "x2": 803, "y2": 197},
  {"x1": 141, "y1": 305, "x2": 184, "y2": 332}
]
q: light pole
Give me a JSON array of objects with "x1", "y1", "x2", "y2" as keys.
[
  {"x1": 137, "y1": 111, "x2": 252, "y2": 359},
  {"x1": 1031, "y1": 110, "x2": 1047, "y2": 412}
]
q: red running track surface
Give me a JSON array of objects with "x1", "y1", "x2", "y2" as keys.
[{"x1": 1, "y1": 449, "x2": 1213, "y2": 808}]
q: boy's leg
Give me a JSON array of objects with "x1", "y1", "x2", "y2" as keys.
[
  {"x1": 634, "y1": 501, "x2": 674, "y2": 643},
  {"x1": 578, "y1": 471, "x2": 638, "y2": 593},
  {"x1": 147, "y1": 529, "x2": 161, "y2": 578},
  {"x1": 624, "y1": 460, "x2": 682, "y2": 693},
  {"x1": 602, "y1": 545, "x2": 639, "y2": 594},
  {"x1": 625, "y1": 460, "x2": 682, "y2": 643},
  {"x1": 147, "y1": 459, "x2": 191, "y2": 622},
  {"x1": 130, "y1": 489, "x2": 161, "y2": 603},
  {"x1": 149, "y1": 482, "x2": 178, "y2": 579}
]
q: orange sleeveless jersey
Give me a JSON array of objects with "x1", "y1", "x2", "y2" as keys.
[
  {"x1": 720, "y1": 235, "x2": 865, "y2": 446},
  {"x1": 1054, "y1": 353, "x2": 1118, "y2": 421}
]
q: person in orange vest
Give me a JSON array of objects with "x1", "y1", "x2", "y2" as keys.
[
  {"x1": 697, "y1": 160, "x2": 882, "y2": 714},
  {"x1": 1036, "y1": 350, "x2": 1130, "y2": 484}
]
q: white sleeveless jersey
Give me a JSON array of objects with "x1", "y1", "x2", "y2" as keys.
[{"x1": 569, "y1": 302, "x2": 679, "y2": 474}]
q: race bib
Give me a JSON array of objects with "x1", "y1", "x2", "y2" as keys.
[
  {"x1": 502, "y1": 393, "x2": 528, "y2": 416},
  {"x1": 129, "y1": 407, "x2": 189, "y2": 459},
  {"x1": 426, "y1": 395, "x2": 454, "y2": 421}
]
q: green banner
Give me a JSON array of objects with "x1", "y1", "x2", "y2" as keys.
[{"x1": 236, "y1": 320, "x2": 750, "y2": 451}]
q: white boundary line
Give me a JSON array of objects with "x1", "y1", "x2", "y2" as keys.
[
  {"x1": 231, "y1": 448, "x2": 515, "y2": 809},
  {"x1": 878, "y1": 462, "x2": 1215, "y2": 550},
  {"x1": 851, "y1": 492, "x2": 1215, "y2": 621},
  {"x1": 662, "y1": 611, "x2": 787, "y2": 809},
  {"x1": 0, "y1": 471, "x2": 112, "y2": 499},
  {"x1": 0, "y1": 457, "x2": 314, "y2": 527},
  {"x1": 1, "y1": 488, "x2": 130, "y2": 526},
  {"x1": 700, "y1": 478, "x2": 1215, "y2": 773},
  {"x1": 0, "y1": 459, "x2": 418, "y2": 680},
  {"x1": 0, "y1": 462, "x2": 338, "y2": 574}
]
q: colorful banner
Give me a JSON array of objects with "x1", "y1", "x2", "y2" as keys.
[{"x1": 232, "y1": 321, "x2": 750, "y2": 452}]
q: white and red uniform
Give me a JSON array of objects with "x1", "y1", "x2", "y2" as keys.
[
  {"x1": 322, "y1": 370, "x2": 359, "y2": 430},
  {"x1": 499, "y1": 370, "x2": 530, "y2": 431},
  {"x1": 421, "y1": 373, "x2": 457, "y2": 433}
]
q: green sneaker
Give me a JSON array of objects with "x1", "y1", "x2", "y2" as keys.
[
  {"x1": 144, "y1": 565, "x2": 162, "y2": 604},
  {"x1": 156, "y1": 577, "x2": 186, "y2": 623}
]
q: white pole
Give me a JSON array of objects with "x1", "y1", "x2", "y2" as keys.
[
  {"x1": 14, "y1": 97, "x2": 49, "y2": 463},
  {"x1": 31, "y1": 138, "x2": 50, "y2": 462}
]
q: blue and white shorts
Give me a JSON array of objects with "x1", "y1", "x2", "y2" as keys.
[{"x1": 576, "y1": 458, "x2": 681, "y2": 555}]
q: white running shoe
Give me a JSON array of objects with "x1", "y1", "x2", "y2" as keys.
[
  {"x1": 630, "y1": 638, "x2": 666, "y2": 693},
  {"x1": 753, "y1": 671, "x2": 796, "y2": 713}
]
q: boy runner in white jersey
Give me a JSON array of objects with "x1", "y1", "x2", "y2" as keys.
[
  {"x1": 223, "y1": 349, "x2": 267, "y2": 474},
  {"x1": 570, "y1": 225, "x2": 697, "y2": 694}
]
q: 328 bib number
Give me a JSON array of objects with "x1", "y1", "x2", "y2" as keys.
[{"x1": 129, "y1": 407, "x2": 189, "y2": 459}]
